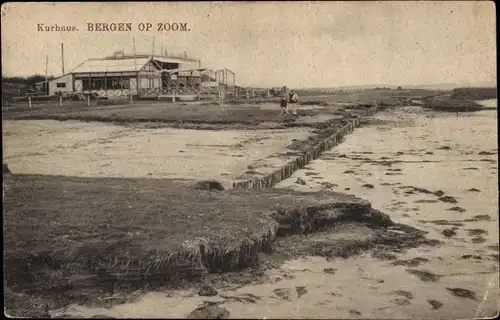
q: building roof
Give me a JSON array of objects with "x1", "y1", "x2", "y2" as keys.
[
  {"x1": 105, "y1": 53, "x2": 199, "y2": 63},
  {"x1": 157, "y1": 68, "x2": 211, "y2": 74},
  {"x1": 71, "y1": 57, "x2": 151, "y2": 73},
  {"x1": 70, "y1": 56, "x2": 197, "y2": 74},
  {"x1": 50, "y1": 73, "x2": 73, "y2": 81},
  {"x1": 153, "y1": 56, "x2": 198, "y2": 64}
]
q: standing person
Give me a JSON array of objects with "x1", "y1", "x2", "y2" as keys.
[
  {"x1": 279, "y1": 86, "x2": 289, "y2": 115},
  {"x1": 289, "y1": 90, "x2": 299, "y2": 115}
]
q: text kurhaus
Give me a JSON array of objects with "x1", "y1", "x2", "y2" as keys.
[
  {"x1": 87, "y1": 23, "x2": 132, "y2": 32},
  {"x1": 37, "y1": 24, "x2": 77, "y2": 32}
]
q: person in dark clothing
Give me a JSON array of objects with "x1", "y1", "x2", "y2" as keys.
[{"x1": 280, "y1": 86, "x2": 289, "y2": 115}]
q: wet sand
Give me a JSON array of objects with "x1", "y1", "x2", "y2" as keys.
[
  {"x1": 48, "y1": 107, "x2": 498, "y2": 318},
  {"x1": 273, "y1": 107, "x2": 499, "y2": 318},
  {"x1": 3, "y1": 120, "x2": 312, "y2": 188}
]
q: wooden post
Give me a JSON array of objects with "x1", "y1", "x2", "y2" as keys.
[
  {"x1": 152, "y1": 35, "x2": 156, "y2": 56},
  {"x1": 28, "y1": 96, "x2": 32, "y2": 108},
  {"x1": 45, "y1": 55, "x2": 48, "y2": 96},
  {"x1": 59, "y1": 95, "x2": 62, "y2": 107},
  {"x1": 61, "y1": 43, "x2": 65, "y2": 75},
  {"x1": 224, "y1": 69, "x2": 228, "y2": 100},
  {"x1": 87, "y1": 95, "x2": 90, "y2": 106},
  {"x1": 172, "y1": 89, "x2": 176, "y2": 103}
]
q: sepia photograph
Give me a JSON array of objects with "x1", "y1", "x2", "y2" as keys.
[{"x1": 2, "y1": 1, "x2": 498, "y2": 318}]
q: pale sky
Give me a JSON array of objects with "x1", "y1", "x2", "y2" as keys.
[{"x1": 1, "y1": 1, "x2": 496, "y2": 88}]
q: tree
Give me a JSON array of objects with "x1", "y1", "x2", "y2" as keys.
[{"x1": 2, "y1": 74, "x2": 54, "y2": 85}]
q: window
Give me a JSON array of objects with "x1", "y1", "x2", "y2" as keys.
[
  {"x1": 82, "y1": 79, "x2": 105, "y2": 90},
  {"x1": 163, "y1": 62, "x2": 179, "y2": 70},
  {"x1": 118, "y1": 79, "x2": 130, "y2": 89},
  {"x1": 56, "y1": 82, "x2": 66, "y2": 88},
  {"x1": 81, "y1": 77, "x2": 131, "y2": 90},
  {"x1": 82, "y1": 79, "x2": 90, "y2": 90}
]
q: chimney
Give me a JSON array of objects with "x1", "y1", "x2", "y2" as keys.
[{"x1": 114, "y1": 51, "x2": 125, "y2": 59}]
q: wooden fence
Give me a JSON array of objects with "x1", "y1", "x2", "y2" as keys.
[{"x1": 232, "y1": 105, "x2": 378, "y2": 190}]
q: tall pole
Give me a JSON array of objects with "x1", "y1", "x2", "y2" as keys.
[
  {"x1": 45, "y1": 55, "x2": 48, "y2": 95},
  {"x1": 150, "y1": 36, "x2": 155, "y2": 88},
  {"x1": 61, "y1": 43, "x2": 65, "y2": 75},
  {"x1": 132, "y1": 37, "x2": 137, "y2": 72},
  {"x1": 133, "y1": 37, "x2": 138, "y2": 99},
  {"x1": 152, "y1": 35, "x2": 155, "y2": 56},
  {"x1": 225, "y1": 69, "x2": 228, "y2": 99}
]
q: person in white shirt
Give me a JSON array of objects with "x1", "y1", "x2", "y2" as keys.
[{"x1": 289, "y1": 90, "x2": 299, "y2": 115}]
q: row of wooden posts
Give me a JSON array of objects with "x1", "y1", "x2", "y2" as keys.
[
  {"x1": 28, "y1": 95, "x2": 93, "y2": 108},
  {"x1": 26, "y1": 87, "x2": 245, "y2": 107},
  {"x1": 232, "y1": 105, "x2": 379, "y2": 190}
]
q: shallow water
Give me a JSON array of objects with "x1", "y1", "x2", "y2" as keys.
[
  {"x1": 475, "y1": 99, "x2": 497, "y2": 108},
  {"x1": 47, "y1": 109, "x2": 499, "y2": 318}
]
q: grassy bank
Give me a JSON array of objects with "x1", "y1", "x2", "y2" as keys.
[
  {"x1": 3, "y1": 103, "x2": 345, "y2": 126},
  {"x1": 3, "y1": 174, "x2": 368, "y2": 283},
  {"x1": 0, "y1": 88, "x2": 433, "y2": 125},
  {"x1": 422, "y1": 87, "x2": 497, "y2": 112},
  {"x1": 450, "y1": 87, "x2": 497, "y2": 100},
  {"x1": 423, "y1": 95, "x2": 496, "y2": 112},
  {"x1": 4, "y1": 173, "x2": 404, "y2": 316},
  {"x1": 4, "y1": 175, "x2": 277, "y2": 289}
]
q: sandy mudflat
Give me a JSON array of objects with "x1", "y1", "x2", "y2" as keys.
[
  {"x1": 271, "y1": 108, "x2": 499, "y2": 318},
  {"x1": 3, "y1": 120, "x2": 312, "y2": 188},
  {"x1": 48, "y1": 107, "x2": 499, "y2": 319}
]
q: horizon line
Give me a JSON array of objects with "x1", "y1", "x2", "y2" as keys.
[{"x1": 1, "y1": 74, "x2": 496, "y2": 90}]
